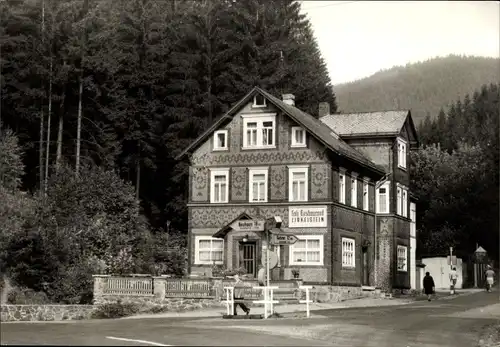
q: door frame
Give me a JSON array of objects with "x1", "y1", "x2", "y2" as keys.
[{"x1": 238, "y1": 241, "x2": 258, "y2": 277}]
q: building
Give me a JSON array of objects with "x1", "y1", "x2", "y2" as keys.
[{"x1": 176, "y1": 87, "x2": 419, "y2": 290}]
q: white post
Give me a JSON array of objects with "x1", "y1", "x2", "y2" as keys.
[
  {"x1": 223, "y1": 287, "x2": 234, "y2": 316},
  {"x1": 299, "y1": 285, "x2": 313, "y2": 318},
  {"x1": 253, "y1": 286, "x2": 279, "y2": 319}
]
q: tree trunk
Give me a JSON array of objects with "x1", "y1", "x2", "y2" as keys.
[
  {"x1": 44, "y1": 14, "x2": 53, "y2": 194},
  {"x1": 136, "y1": 143, "x2": 141, "y2": 201},
  {"x1": 56, "y1": 64, "x2": 66, "y2": 171},
  {"x1": 76, "y1": 76, "x2": 83, "y2": 175},
  {"x1": 39, "y1": 0, "x2": 46, "y2": 191}
]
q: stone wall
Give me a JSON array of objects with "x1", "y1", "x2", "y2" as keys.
[
  {"x1": 93, "y1": 296, "x2": 224, "y2": 311},
  {"x1": 1, "y1": 305, "x2": 95, "y2": 322},
  {"x1": 307, "y1": 285, "x2": 364, "y2": 303}
]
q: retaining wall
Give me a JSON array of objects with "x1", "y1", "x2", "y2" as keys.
[{"x1": 1, "y1": 305, "x2": 95, "y2": 322}]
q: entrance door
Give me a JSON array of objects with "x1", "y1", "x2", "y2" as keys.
[
  {"x1": 240, "y1": 242, "x2": 257, "y2": 277},
  {"x1": 362, "y1": 248, "x2": 369, "y2": 286}
]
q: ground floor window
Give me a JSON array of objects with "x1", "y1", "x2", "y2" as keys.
[
  {"x1": 342, "y1": 237, "x2": 355, "y2": 268},
  {"x1": 397, "y1": 245, "x2": 408, "y2": 272},
  {"x1": 289, "y1": 235, "x2": 324, "y2": 266},
  {"x1": 194, "y1": 236, "x2": 224, "y2": 265}
]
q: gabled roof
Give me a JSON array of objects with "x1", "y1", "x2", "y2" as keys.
[
  {"x1": 176, "y1": 87, "x2": 385, "y2": 176},
  {"x1": 212, "y1": 212, "x2": 253, "y2": 239},
  {"x1": 320, "y1": 110, "x2": 411, "y2": 137}
]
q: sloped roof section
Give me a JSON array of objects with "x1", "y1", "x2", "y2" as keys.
[
  {"x1": 320, "y1": 110, "x2": 410, "y2": 137},
  {"x1": 257, "y1": 89, "x2": 385, "y2": 175}
]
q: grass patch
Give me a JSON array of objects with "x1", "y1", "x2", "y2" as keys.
[
  {"x1": 91, "y1": 302, "x2": 140, "y2": 319},
  {"x1": 478, "y1": 323, "x2": 500, "y2": 347}
]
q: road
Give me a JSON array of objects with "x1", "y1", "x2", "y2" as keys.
[{"x1": 1, "y1": 291, "x2": 499, "y2": 346}]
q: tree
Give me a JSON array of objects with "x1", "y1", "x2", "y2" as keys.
[{"x1": 0, "y1": 128, "x2": 25, "y2": 191}]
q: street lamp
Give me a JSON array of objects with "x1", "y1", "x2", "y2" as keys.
[{"x1": 242, "y1": 234, "x2": 249, "y2": 243}]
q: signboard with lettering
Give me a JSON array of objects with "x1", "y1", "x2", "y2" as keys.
[
  {"x1": 289, "y1": 206, "x2": 327, "y2": 228},
  {"x1": 230, "y1": 219, "x2": 265, "y2": 232},
  {"x1": 271, "y1": 233, "x2": 299, "y2": 245}
]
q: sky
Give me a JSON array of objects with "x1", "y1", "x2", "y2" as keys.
[{"x1": 300, "y1": 1, "x2": 500, "y2": 85}]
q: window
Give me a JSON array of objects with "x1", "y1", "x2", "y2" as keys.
[
  {"x1": 213, "y1": 130, "x2": 228, "y2": 151},
  {"x1": 376, "y1": 181, "x2": 390, "y2": 213},
  {"x1": 249, "y1": 168, "x2": 268, "y2": 203},
  {"x1": 289, "y1": 235, "x2": 323, "y2": 266},
  {"x1": 339, "y1": 169, "x2": 346, "y2": 204},
  {"x1": 363, "y1": 178, "x2": 369, "y2": 211},
  {"x1": 342, "y1": 238, "x2": 355, "y2": 268},
  {"x1": 397, "y1": 245, "x2": 408, "y2": 271},
  {"x1": 253, "y1": 94, "x2": 266, "y2": 108},
  {"x1": 397, "y1": 138, "x2": 407, "y2": 169},
  {"x1": 397, "y1": 186, "x2": 402, "y2": 215},
  {"x1": 242, "y1": 114, "x2": 276, "y2": 149},
  {"x1": 195, "y1": 236, "x2": 224, "y2": 265},
  {"x1": 402, "y1": 189, "x2": 408, "y2": 217},
  {"x1": 288, "y1": 166, "x2": 308, "y2": 202},
  {"x1": 291, "y1": 126, "x2": 306, "y2": 147},
  {"x1": 351, "y1": 173, "x2": 358, "y2": 208},
  {"x1": 210, "y1": 169, "x2": 229, "y2": 203}
]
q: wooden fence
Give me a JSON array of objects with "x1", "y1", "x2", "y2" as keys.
[
  {"x1": 103, "y1": 276, "x2": 154, "y2": 296},
  {"x1": 164, "y1": 278, "x2": 213, "y2": 298}
]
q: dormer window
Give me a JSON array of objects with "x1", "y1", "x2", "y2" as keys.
[
  {"x1": 253, "y1": 94, "x2": 266, "y2": 108},
  {"x1": 397, "y1": 138, "x2": 407, "y2": 169},
  {"x1": 213, "y1": 130, "x2": 228, "y2": 151},
  {"x1": 291, "y1": 126, "x2": 306, "y2": 148}
]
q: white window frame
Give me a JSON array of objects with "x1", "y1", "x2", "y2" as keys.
[
  {"x1": 397, "y1": 245, "x2": 408, "y2": 272},
  {"x1": 396, "y1": 186, "x2": 402, "y2": 215},
  {"x1": 252, "y1": 94, "x2": 266, "y2": 108},
  {"x1": 397, "y1": 138, "x2": 407, "y2": 169},
  {"x1": 350, "y1": 173, "x2": 358, "y2": 208},
  {"x1": 291, "y1": 126, "x2": 306, "y2": 148},
  {"x1": 194, "y1": 236, "x2": 224, "y2": 265},
  {"x1": 241, "y1": 113, "x2": 276, "y2": 149},
  {"x1": 288, "y1": 165, "x2": 309, "y2": 202},
  {"x1": 210, "y1": 168, "x2": 229, "y2": 203},
  {"x1": 402, "y1": 189, "x2": 408, "y2": 218},
  {"x1": 213, "y1": 130, "x2": 228, "y2": 151},
  {"x1": 362, "y1": 178, "x2": 370, "y2": 211},
  {"x1": 376, "y1": 181, "x2": 390, "y2": 213},
  {"x1": 289, "y1": 235, "x2": 324, "y2": 266},
  {"x1": 248, "y1": 167, "x2": 269, "y2": 203},
  {"x1": 339, "y1": 168, "x2": 346, "y2": 204},
  {"x1": 341, "y1": 237, "x2": 356, "y2": 268}
]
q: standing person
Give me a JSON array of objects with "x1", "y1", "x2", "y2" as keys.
[
  {"x1": 449, "y1": 267, "x2": 458, "y2": 294},
  {"x1": 485, "y1": 265, "x2": 495, "y2": 293},
  {"x1": 423, "y1": 272, "x2": 435, "y2": 301},
  {"x1": 233, "y1": 274, "x2": 251, "y2": 315}
]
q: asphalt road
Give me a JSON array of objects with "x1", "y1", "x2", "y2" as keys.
[{"x1": 2, "y1": 291, "x2": 499, "y2": 346}]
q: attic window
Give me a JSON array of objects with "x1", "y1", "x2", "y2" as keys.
[
  {"x1": 213, "y1": 130, "x2": 228, "y2": 151},
  {"x1": 291, "y1": 126, "x2": 306, "y2": 148},
  {"x1": 253, "y1": 94, "x2": 266, "y2": 108},
  {"x1": 397, "y1": 138, "x2": 407, "y2": 169}
]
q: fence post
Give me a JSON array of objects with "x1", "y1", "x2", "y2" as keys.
[
  {"x1": 299, "y1": 285, "x2": 313, "y2": 318},
  {"x1": 92, "y1": 275, "x2": 110, "y2": 304},
  {"x1": 223, "y1": 287, "x2": 234, "y2": 315},
  {"x1": 153, "y1": 277, "x2": 166, "y2": 301}
]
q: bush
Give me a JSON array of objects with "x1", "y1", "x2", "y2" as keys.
[
  {"x1": 7, "y1": 286, "x2": 51, "y2": 304},
  {"x1": 91, "y1": 302, "x2": 140, "y2": 319}
]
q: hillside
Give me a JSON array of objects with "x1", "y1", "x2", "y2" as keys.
[{"x1": 333, "y1": 55, "x2": 500, "y2": 126}]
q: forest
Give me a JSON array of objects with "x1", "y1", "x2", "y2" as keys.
[
  {"x1": 334, "y1": 55, "x2": 500, "y2": 126},
  {"x1": 0, "y1": 0, "x2": 498, "y2": 304}
]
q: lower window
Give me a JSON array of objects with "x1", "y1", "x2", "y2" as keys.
[
  {"x1": 195, "y1": 236, "x2": 224, "y2": 265},
  {"x1": 289, "y1": 235, "x2": 324, "y2": 266},
  {"x1": 397, "y1": 245, "x2": 407, "y2": 272}
]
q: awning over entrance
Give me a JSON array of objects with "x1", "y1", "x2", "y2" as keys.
[{"x1": 212, "y1": 212, "x2": 265, "y2": 239}]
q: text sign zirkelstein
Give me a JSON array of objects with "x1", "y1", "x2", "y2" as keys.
[{"x1": 289, "y1": 206, "x2": 327, "y2": 228}]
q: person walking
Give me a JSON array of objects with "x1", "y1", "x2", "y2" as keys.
[
  {"x1": 233, "y1": 274, "x2": 251, "y2": 315},
  {"x1": 485, "y1": 265, "x2": 495, "y2": 293},
  {"x1": 423, "y1": 272, "x2": 435, "y2": 301},
  {"x1": 449, "y1": 267, "x2": 458, "y2": 294}
]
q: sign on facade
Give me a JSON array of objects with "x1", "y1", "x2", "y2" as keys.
[
  {"x1": 230, "y1": 219, "x2": 265, "y2": 232},
  {"x1": 289, "y1": 206, "x2": 327, "y2": 228},
  {"x1": 271, "y1": 233, "x2": 298, "y2": 245}
]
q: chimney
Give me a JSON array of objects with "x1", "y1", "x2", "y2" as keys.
[
  {"x1": 319, "y1": 102, "x2": 330, "y2": 118},
  {"x1": 282, "y1": 94, "x2": 295, "y2": 106}
]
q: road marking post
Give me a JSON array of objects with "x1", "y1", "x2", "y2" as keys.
[
  {"x1": 223, "y1": 287, "x2": 234, "y2": 316},
  {"x1": 299, "y1": 285, "x2": 313, "y2": 318},
  {"x1": 253, "y1": 286, "x2": 279, "y2": 319},
  {"x1": 106, "y1": 336, "x2": 172, "y2": 346}
]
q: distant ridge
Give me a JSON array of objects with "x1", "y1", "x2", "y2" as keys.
[{"x1": 333, "y1": 54, "x2": 500, "y2": 126}]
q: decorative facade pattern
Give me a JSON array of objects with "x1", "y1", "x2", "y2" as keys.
[
  {"x1": 270, "y1": 165, "x2": 287, "y2": 200},
  {"x1": 191, "y1": 167, "x2": 208, "y2": 202},
  {"x1": 231, "y1": 167, "x2": 247, "y2": 201},
  {"x1": 311, "y1": 163, "x2": 330, "y2": 200},
  {"x1": 377, "y1": 218, "x2": 393, "y2": 291},
  {"x1": 191, "y1": 206, "x2": 289, "y2": 229},
  {"x1": 192, "y1": 150, "x2": 326, "y2": 167}
]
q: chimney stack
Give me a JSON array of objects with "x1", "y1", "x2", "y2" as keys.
[
  {"x1": 319, "y1": 102, "x2": 330, "y2": 118},
  {"x1": 282, "y1": 94, "x2": 295, "y2": 106}
]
